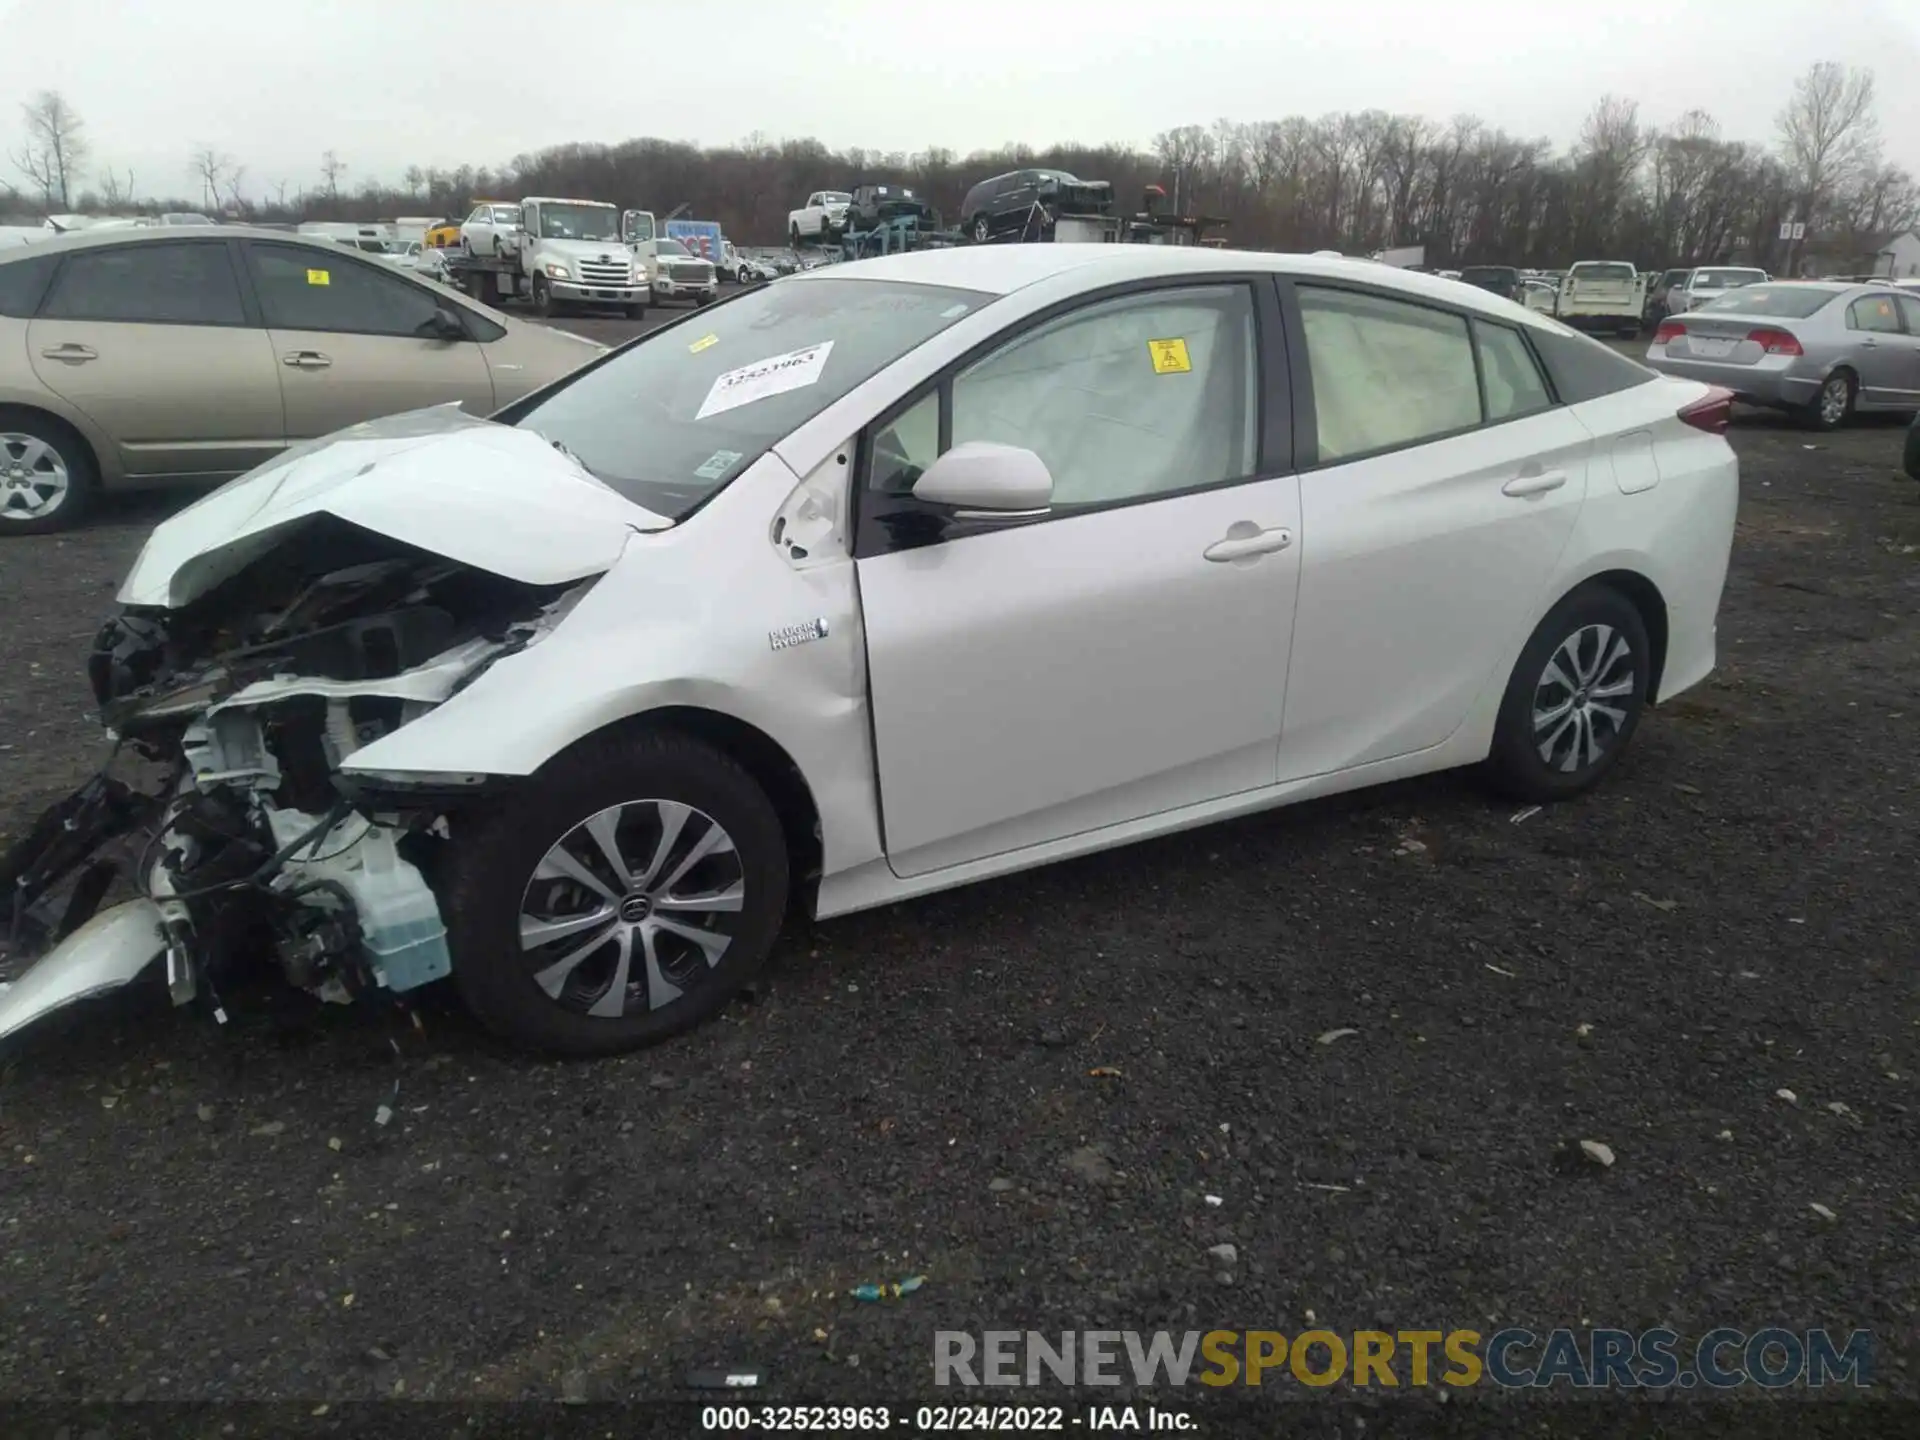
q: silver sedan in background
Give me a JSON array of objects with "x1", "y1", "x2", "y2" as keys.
[{"x1": 1645, "y1": 281, "x2": 1920, "y2": 430}]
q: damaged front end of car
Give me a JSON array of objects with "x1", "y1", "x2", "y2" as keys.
[{"x1": 0, "y1": 515, "x2": 601, "y2": 1042}]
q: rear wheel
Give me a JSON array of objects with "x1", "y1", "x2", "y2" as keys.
[
  {"x1": 1803, "y1": 369, "x2": 1855, "y2": 431},
  {"x1": 1482, "y1": 583, "x2": 1651, "y2": 803},
  {"x1": 790, "y1": 223, "x2": 802, "y2": 249},
  {"x1": 972, "y1": 214, "x2": 991, "y2": 243},
  {"x1": 0, "y1": 410, "x2": 96, "y2": 536},
  {"x1": 443, "y1": 729, "x2": 789, "y2": 1057}
]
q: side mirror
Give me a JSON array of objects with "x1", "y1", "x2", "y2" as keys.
[
  {"x1": 420, "y1": 305, "x2": 466, "y2": 342},
  {"x1": 911, "y1": 442, "x2": 1052, "y2": 520}
]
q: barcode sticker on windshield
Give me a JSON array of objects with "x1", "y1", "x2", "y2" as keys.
[
  {"x1": 696, "y1": 341, "x2": 834, "y2": 421},
  {"x1": 307, "y1": 269, "x2": 330, "y2": 286}
]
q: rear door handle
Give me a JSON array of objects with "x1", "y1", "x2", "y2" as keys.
[
  {"x1": 40, "y1": 343, "x2": 96, "y2": 363},
  {"x1": 1204, "y1": 525, "x2": 1293, "y2": 562},
  {"x1": 1860, "y1": 338, "x2": 1880, "y2": 349},
  {"x1": 1502, "y1": 470, "x2": 1567, "y2": 498},
  {"x1": 282, "y1": 351, "x2": 332, "y2": 369}
]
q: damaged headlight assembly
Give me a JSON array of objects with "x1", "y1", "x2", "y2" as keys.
[{"x1": 0, "y1": 534, "x2": 598, "y2": 1044}]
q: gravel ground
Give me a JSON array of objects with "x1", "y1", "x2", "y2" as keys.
[{"x1": 1, "y1": 336, "x2": 1916, "y2": 1424}]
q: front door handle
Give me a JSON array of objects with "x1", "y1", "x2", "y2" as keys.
[
  {"x1": 282, "y1": 351, "x2": 332, "y2": 369},
  {"x1": 40, "y1": 343, "x2": 96, "y2": 363},
  {"x1": 1204, "y1": 525, "x2": 1294, "y2": 562},
  {"x1": 1502, "y1": 470, "x2": 1567, "y2": 498}
]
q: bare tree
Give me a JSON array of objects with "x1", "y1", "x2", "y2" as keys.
[
  {"x1": 271, "y1": 178, "x2": 291, "y2": 209},
  {"x1": 11, "y1": 91, "x2": 89, "y2": 209},
  {"x1": 1776, "y1": 62, "x2": 1879, "y2": 273},
  {"x1": 320, "y1": 150, "x2": 347, "y2": 200},
  {"x1": 403, "y1": 164, "x2": 425, "y2": 198},
  {"x1": 187, "y1": 146, "x2": 233, "y2": 211},
  {"x1": 97, "y1": 166, "x2": 136, "y2": 211},
  {"x1": 224, "y1": 164, "x2": 247, "y2": 212}
]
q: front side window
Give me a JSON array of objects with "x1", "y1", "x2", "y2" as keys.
[
  {"x1": 249, "y1": 243, "x2": 443, "y2": 337},
  {"x1": 1847, "y1": 294, "x2": 1902, "y2": 333},
  {"x1": 507, "y1": 277, "x2": 985, "y2": 521},
  {"x1": 41, "y1": 241, "x2": 246, "y2": 326},
  {"x1": 1298, "y1": 286, "x2": 1480, "y2": 462}
]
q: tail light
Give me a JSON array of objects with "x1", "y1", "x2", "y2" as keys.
[
  {"x1": 1747, "y1": 327, "x2": 1802, "y2": 356},
  {"x1": 1653, "y1": 320, "x2": 1684, "y2": 344},
  {"x1": 1678, "y1": 386, "x2": 1734, "y2": 434}
]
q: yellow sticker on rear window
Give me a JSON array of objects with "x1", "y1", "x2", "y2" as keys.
[
  {"x1": 1148, "y1": 338, "x2": 1191, "y2": 374},
  {"x1": 689, "y1": 333, "x2": 719, "y2": 354},
  {"x1": 307, "y1": 269, "x2": 330, "y2": 286}
]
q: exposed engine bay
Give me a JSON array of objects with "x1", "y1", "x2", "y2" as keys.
[{"x1": 1, "y1": 515, "x2": 595, "y2": 1034}]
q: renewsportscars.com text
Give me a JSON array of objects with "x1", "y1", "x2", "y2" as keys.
[{"x1": 934, "y1": 1327, "x2": 1873, "y2": 1389}]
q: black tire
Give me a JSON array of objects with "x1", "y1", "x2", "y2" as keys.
[
  {"x1": 790, "y1": 224, "x2": 803, "y2": 249},
  {"x1": 971, "y1": 214, "x2": 991, "y2": 243},
  {"x1": 530, "y1": 273, "x2": 554, "y2": 318},
  {"x1": 442, "y1": 728, "x2": 790, "y2": 1057},
  {"x1": 0, "y1": 407, "x2": 98, "y2": 536},
  {"x1": 624, "y1": 303, "x2": 647, "y2": 320},
  {"x1": 1801, "y1": 369, "x2": 1855, "y2": 432},
  {"x1": 1481, "y1": 582, "x2": 1651, "y2": 804}
]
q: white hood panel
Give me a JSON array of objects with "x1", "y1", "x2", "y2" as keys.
[{"x1": 118, "y1": 407, "x2": 669, "y2": 609}]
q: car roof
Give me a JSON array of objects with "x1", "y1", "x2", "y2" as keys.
[
  {"x1": 789, "y1": 244, "x2": 1581, "y2": 325},
  {"x1": 0, "y1": 224, "x2": 368, "y2": 262}
]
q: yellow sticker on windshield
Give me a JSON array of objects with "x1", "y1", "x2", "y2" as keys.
[
  {"x1": 689, "y1": 333, "x2": 718, "y2": 354},
  {"x1": 1148, "y1": 338, "x2": 1191, "y2": 374},
  {"x1": 306, "y1": 269, "x2": 330, "y2": 286}
]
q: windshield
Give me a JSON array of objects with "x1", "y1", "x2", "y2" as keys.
[
  {"x1": 657, "y1": 239, "x2": 692, "y2": 257},
  {"x1": 509, "y1": 278, "x2": 988, "y2": 521},
  {"x1": 1692, "y1": 268, "x2": 1767, "y2": 289},
  {"x1": 1697, "y1": 284, "x2": 1840, "y2": 318},
  {"x1": 822, "y1": 192, "x2": 852, "y2": 204},
  {"x1": 1570, "y1": 263, "x2": 1635, "y2": 282},
  {"x1": 536, "y1": 204, "x2": 618, "y2": 240}
]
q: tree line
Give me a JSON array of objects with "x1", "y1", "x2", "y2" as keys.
[{"x1": 6, "y1": 62, "x2": 1912, "y2": 274}]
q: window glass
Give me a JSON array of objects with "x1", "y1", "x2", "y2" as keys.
[
  {"x1": 1698, "y1": 284, "x2": 1838, "y2": 318},
  {"x1": 1569, "y1": 263, "x2": 1636, "y2": 283},
  {"x1": 41, "y1": 242, "x2": 245, "y2": 325},
  {"x1": 0, "y1": 252, "x2": 59, "y2": 317},
  {"x1": 1299, "y1": 286, "x2": 1479, "y2": 462},
  {"x1": 868, "y1": 390, "x2": 940, "y2": 495},
  {"x1": 948, "y1": 284, "x2": 1258, "y2": 508},
  {"x1": 1692, "y1": 268, "x2": 1766, "y2": 289},
  {"x1": 1474, "y1": 321, "x2": 1554, "y2": 422},
  {"x1": 1895, "y1": 295, "x2": 1920, "y2": 334},
  {"x1": 1847, "y1": 294, "x2": 1902, "y2": 333},
  {"x1": 249, "y1": 242, "x2": 442, "y2": 336}
]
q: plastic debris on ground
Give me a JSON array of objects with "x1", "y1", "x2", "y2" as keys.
[
  {"x1": 850, "y1": 1275, "x2": 926, "y2": 1302},
  {"x1": 1509, "y1": 806, "x2": 1542, "y2": 824},
  {"x1": 686, "y1": 1368, "x2": 764, "y2": 1389},
  {"x1": 1579, "y1": 1140, "x2": 1616, "y2": 1168},
  {"x1": 1088, "y1": 1066, "x2": 1122, "y2": 1078},
  {"x1": 1316, "y1": 1028, "x2": 1359, "y2": 1046}
]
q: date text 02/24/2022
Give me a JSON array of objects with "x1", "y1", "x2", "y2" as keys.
[{"x1": 700, "y1": 1405, "x2": 1193, "y2": 1431}]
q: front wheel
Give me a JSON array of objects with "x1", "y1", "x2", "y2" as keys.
[
  {"x1": 790, "y1": 224, "x2": 803, "y2": 248},
  {"x1": 1802, "y1": 370, "x2": 1855, "y2": 431},
  {"x1": 443, "y1": 729, "x2": 790, "y2": 1057},
  {"x1": 1481, "y1": 583, "x2": 1651, "y2": 803},
  {"x1": 624, "y1": 303, "x2": 647, "y2": 320},
  {"x1": 530, "y1": 273, "x2": 554, "y2": 318},
  {"x1": 971, "y1": 214, "x2": 991, "y2": 243}
]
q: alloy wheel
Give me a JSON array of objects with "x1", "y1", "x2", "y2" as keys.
[
  {"x1": 518, "y1": 799, "x2": 745, "y2": 1019},
  {"x1": 0, "y1": 433, "x2": 69, "y2": 522},
  {"x1": 1819, "y1": 375, "x2": 1850, "y2": 428},
  {"x1": 1532, "y1": 623, "x2": 1635, "y2": 773}
]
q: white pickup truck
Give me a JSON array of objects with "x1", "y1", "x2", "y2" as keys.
[
  {"x1": 788, "y1": 190, "x2": 852, "y2": 246},
  {"x1": 1553, "y1": 261, "x2": 1650, "y2": 336}
]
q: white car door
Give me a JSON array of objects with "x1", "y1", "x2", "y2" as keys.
[
  {"x1": 854, "y1": 281, "x2": 1302, "y2": 879},
  {"x1": 1276, "y1": 283, "x2": 1592, "y2": 780}
]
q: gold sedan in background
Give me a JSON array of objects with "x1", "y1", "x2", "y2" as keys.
[{"x1": 0, "y1": 227, "x2": 606, "y2": 533}]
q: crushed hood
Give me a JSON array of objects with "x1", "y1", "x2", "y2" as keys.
[{"x1": 119, "y1": 407, "x2": 670, "y2": 610}]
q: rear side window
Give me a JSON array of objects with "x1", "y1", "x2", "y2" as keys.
[
  {"x1": 1846, "y1": 295, "x2": 1901, "y2": 334},
  {"x1": 0, "y1": 251, "x2": 58, "y2": 317},
  {"x1": 41, "y1": 242, "x2": 246, "y2": 326},
  {"x1": 1525, "y1": 318, "x2": 1657, "y2": 403},
  {"x1": 1474, "y1": 321, "x2": 1554, "y2": 422},
  {"x1": 1895, "y1": 295, "x2": 1920, "y2": 335},
  {"x1": 1298, "y1": 286, "x2": 1480, "y2": 462}
]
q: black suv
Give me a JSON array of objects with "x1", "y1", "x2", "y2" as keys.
[
  {"x1": 846, "y1": 183, "x2": 933, "y2": 232},
  {"x1": 1456, "y1": 265, "x2": 1520, "y2": 300},
  {"x1": 958, "y1": 169, "x2": 1114, "y2": 243}
]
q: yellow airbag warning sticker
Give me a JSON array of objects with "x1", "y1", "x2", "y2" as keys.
[
  {"x1": 306, "y1": 269, "x2": 330, "y2": 286},
  {"x1": 1148, "y1": 338, "x2": 1191, "y2": 374},
  {"x1": 689, "y1": 333, "x2": 719, "y2": 354}
]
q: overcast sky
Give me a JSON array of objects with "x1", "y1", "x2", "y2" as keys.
[{"x1": 5, "y1": 0, "x2": 1919, "y2": 203}]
